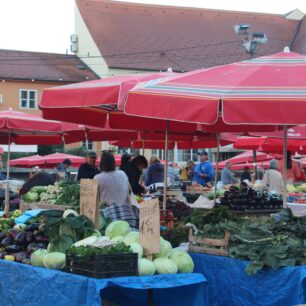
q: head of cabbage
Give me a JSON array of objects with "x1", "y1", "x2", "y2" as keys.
[
  {"x1": 43, "y1": 252, "x2": 66, "y2": 270},
  {"x1": 31, "y1": 249, "x2": 48, "y2": 267},
  {"x1": 155, "y1": 237, "x2": 172, "y2": 258},
  {"x1": 169, "y1": 249, "x2": 194, "y2": 273},
  {"x1": 130, "y1": 242, "x2": 143, "y2": 259},
  {"x1": 138, "y1": 258, "x2": 156, "y2": 276},
  {"x1": 105, "y1": 221, "x2": 131, "y2": 239},
  {"x1": 123, "y1": 231, "x2": 139, "y2": 246},
  {"x1": 154, "y1": 258, "x2": 178, "y2": 275}
]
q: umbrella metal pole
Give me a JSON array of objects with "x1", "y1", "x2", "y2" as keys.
[
  {"x1": 4, "y1": 133, "x2": 11, "y2": 214},
  {"x1": 85, "y1": 131, "x2": 89, "y2": 150},
  {"x1": 283, "y1": 126, "x2": 288, "y2": 208},
  {"x1": 163, "y1": 122, "x2": 169, "y2": 210},
  {"x1": 253, "y1": 150, "x2": 258, "y2": 181},
  {"x1": 214, "y1": 133, "x2": 220, "y2": 204}
]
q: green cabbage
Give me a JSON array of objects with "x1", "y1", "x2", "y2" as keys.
[
  {"x1": 155, "y1": 237, "x2": 172, "y2": 258},
  {"x1": 24, "y1": 192, "x2": 39, "y2": 203},
  {"x1": 130, "y1": 242, "x2": 143, "y2": 259},
  {"x1": 31, "y1": 249, "x2": 48, "y2": 267},
  {"x1": 154, "y1": 258, "x2": 178, "y2": 274},
  {"x1": 43, "y1": 252, "x2": 66, "y2": 269},
  {"x1": 105, "y1": 221, "x2": 131, "y2": 239},
  {"x1": 111, "y1": 236, "x2": 125, "y2": 243},
  {"x1": 169, "y1": 249, "x2": 194, "y2": 273},
  {"x1": 123, "y1": 231, "x2": 139, "y2": 245},
  {"x1": 138, "y1": 258, "x2": 156, "y2": 276}
]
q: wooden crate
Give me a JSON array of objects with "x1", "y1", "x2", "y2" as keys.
[
  {"x1": 20, "y1": 200, "x2": 68, "y2": 212},
  {"x1": 188, "y1": 228, "x2": 230, "y2": 256}
]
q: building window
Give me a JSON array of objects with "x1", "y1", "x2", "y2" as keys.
[
  {"x1": 19, "y1": 89, "x2": 37, "y2": 109},
  {"x1": 82, "y1": 141, "x2": 93, "y2": 150},
  {"x1": 0, "y1": 94, "x2": 2, "y2": 104}
]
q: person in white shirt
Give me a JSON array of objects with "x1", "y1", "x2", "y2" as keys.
[
  {"x1": 94, "y1": 151, "x2": 129, "y2": 206},
  {"x1": 261, "y1": 159, "x2": 283, "y2": 194}
]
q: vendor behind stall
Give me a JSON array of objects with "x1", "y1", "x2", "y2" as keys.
[
  {"x1": 193, "y1": 151, "x2": 214, "y2": 187},
  {"x1": 221, "y1": 162, "x2": 238, "y2": 185},
  {"x1": 20, "y1": 168, "x2": 56, "y2": 195},
  {"x1": 241, "y1": 166, "x2": 252, "y2": 183},
  {"x1": 261, "y1": 159, "x2": 283, "y2": 194},
  {"x1": 124, "y1": 155, "x2": 148, "y2": 194},
  {"x1": 56, "y1": 158, "x2": 72, "y2": 180},
  {"x1": 179, "y1": 160, "x2": 195, "y2": 180},
  {"x1": 77, "y1": 151, "x2": 99, "y2": 180}
]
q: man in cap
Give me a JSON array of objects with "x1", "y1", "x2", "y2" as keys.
[
  {"x1": 77, "y1": 151, "x2": 99, "y2": 180},
  {"x1": 193, "y1": 151, "x2": 214, "y2": 186}
]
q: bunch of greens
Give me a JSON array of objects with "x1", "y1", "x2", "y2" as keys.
[
  {"x1": 69, "y1": 243, "x2": 132, "y2": 259},
  {"x1": 55, "y1": 182, "x2": 80, "y2": 212},
  {"x1": 161, "y1": 224, "x2": 189, "y2": 247},
  {"x1": 44, "y1": 214, "x2": 94, "y2": 253},
  {"x1": 226, "y1": 209, "x2": 306, "y2": 275}
]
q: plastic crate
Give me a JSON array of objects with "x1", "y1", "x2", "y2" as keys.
[{"x1": 65, "y1": 252, "x2": 138, "y2": 278}]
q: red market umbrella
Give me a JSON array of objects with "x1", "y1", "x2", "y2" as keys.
[
  {"x1": 220, "y1": 151, "x2": 275, "y2": 166},
  {"x1": 35, "y1": 153, "x2": 85, "y2": 168},
  {"x1": 234, "y1": 137, "x2": 306, "y2": 153},
  {"x1": 40, "y1": 72, "x2": 175, "y2": 127},
  {"x1": 9, "y1": 155, "x2": 42, "y2": 168}
]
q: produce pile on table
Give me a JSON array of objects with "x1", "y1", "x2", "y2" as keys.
[
  {"x1": 187, "y1": 207, "x2": 306, "y2": 274},
  {"x1": 23, "y1": 182, "x2": 80, "y2": 212},
  {"x1": 0, "y1": 211, "x2": 194, "y2": 276},
  {"x1": 160, "y1": 199, "x2": 192, "y2": 218},
  {"x1": 219, "y1": 185, "x2": 283, "y2": 211}
]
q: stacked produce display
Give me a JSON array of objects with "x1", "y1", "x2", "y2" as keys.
[{"x1": 23, "y1": 182, "x2": 80, "y2": 211}]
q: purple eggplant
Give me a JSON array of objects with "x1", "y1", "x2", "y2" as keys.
[
  {"x1": 7, "y1": 229, "x2": 18, "y2": 240},
  {"x1": 15, "y1": 232, "x2": 26, "y2": 244},
  {"x1": 5, "y1": 244, "x2": 21, "y2": 253},
  {"x1": 1, "y1": 237, "x2": 13, "y2": 247},
  {"x1": 25, "y1": 232, "x2": 34, "y2": 244},
  {"x1": 11, "y1": 251, "x2": 28, "y2": 263},
  {"x1": 0, "y1": 232, "x2": 6, "y2": 242},
  {"x1": 34, "y1": 235, "x2": 49, "y2": 243},
  {"x1": 27, "y1": 242, "x2": 46, "y2": 253},
  {"x1": 0, "y1": 252, "x2": 8, "y2": 259},
  {"x1": 25, "y1": 223, "x2": 40, "y2": 232}
]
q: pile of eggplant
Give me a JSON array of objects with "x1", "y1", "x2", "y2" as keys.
[{"x1": 0, "y1": 223, "x2": 48, "y2": 263}]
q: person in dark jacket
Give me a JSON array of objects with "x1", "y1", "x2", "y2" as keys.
[
  {"x1": 125, "y1": 155, "x2": 148, "y2": 194},
  {"x1": 145, "y1": 156, "x2": 164, "y2": 186},
  {"x1": 119, "y1": 153, "x2": 132, "y2": 173},
  {"x1": 77, "y1": 151, "x2": 99, "y2": 180},
  {"x1": 20, "y1": 171, "x2": 56, "y2": 195}
]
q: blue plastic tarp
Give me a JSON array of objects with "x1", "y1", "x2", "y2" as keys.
[
  {"x1": 0, "y1": 259, "x2": 208, "y2": 306},
  {"x1": 15, "y1": 209, "x2": 45, "y2": 224},
  {"x1": 192, "y1": 253, "x2": 306, "y2": 306}
]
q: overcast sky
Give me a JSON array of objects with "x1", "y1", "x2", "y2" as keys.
[{"x1": 0, "y1": 0, "x2": 306, "y2": 54}]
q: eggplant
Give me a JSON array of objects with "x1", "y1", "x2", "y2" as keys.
[
  {"x1": 27, "y1": 242, "x2": 46, "y2": 253},
  {"x1": 22, "y1": 258, "x2": 31, "y2": 265},
  {"x1": 25, "y1": 232, "x2": 34, "y2": 244},
  {"x1": 15, "y1": 232, "x2": 26, "y2": 244},
  {"x1": 11, "y1": 251, "x2": 28, "y2": 263},
  {"x1": 0, "y1": 232, "x2": 6, "y2": 242},
  {"x1": 34, "y1": 235, "x2": 49, "y2": 243},
  {"x1": 1, "y1": 237, "x2": 13, "y2": 247},
  {"x1": 5, "y1": 244, "x2": 21, "y2": 253},
  {"x1": 7, "y1": 229, "x2": 18, "y2": 240},
  {"x1": 25, "y1": 223, "x2": 40, "y2": 232},
  {"x1": 0, "y1": 252, "x2": 7, "y2": 259}
]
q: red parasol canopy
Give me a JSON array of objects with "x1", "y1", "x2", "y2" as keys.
[
  {"x1": 124, "y1": 49, "x2": 306, "y2": 127},
  {"x1": 40, "y1": 72, "x2": 175, "y2": 127},
  {"x1": 9, "y1": 155, "x2": 42, "y2": 168}
]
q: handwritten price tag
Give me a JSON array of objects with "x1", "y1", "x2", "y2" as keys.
[
  {"x1": 139, "y1": 198, "x2": 160, "y2": 255},
  {"x1": 80, "y1": 179, "x2": 99, "y2": 229}
]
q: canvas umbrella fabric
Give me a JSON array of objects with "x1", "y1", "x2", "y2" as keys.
[
  {"x1": 124, "y1": 48, "x2": 306, "y2": 206},
  {"x1": 9, "y1": 155, "x2": 42, "y2": 168}
]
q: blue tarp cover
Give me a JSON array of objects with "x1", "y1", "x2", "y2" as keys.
[
  {"x1": 192, "y1": 253, "x2": 306, "y2": 306},
  {"x1": 0, "y1": 259, "x2": 207, "y2": 306}
]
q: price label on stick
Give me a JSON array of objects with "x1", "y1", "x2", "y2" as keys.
[
  {"x1": 139, "y1": 198, "x2": 160, "y2": 255},
  {"x1": 80, "y1": 179, "x2": 99, "y2": 229}
]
